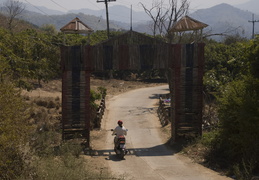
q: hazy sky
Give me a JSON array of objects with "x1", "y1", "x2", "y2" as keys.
[{"x1": 20, "y1": 0, "x2": 251, "y2": 13}]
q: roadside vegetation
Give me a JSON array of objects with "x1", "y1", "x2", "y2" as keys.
[
  {"x1": 183, "y1": 36, "x2": 259, "y2": 179},
  {"x1": 0, "y1": 16, "x2": 118, "y2": 179},
  {"x1": 0, "y1": 5, "x2": 259, "y2": 179}
]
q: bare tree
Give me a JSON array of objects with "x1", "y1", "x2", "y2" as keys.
[
  {"x1": 2, "y1": 0, "x2": 25, "y2": 31},
  {"x1": 140, "y1": 1, "x2": 165, "y2": 37},
  {"x1": 140, "y1": 0, "x2": 189, "y2": 42}
]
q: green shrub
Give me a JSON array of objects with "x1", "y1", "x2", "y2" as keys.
[
  {"x1": 212, "y1": 77, "x2": 259, "y2": 177},
  {"x1": 97, "y1": 86, "x2": 107, "y2": 98},
  {"x1": 0, "y1": 82, "x2": 31, "y2": 179}
]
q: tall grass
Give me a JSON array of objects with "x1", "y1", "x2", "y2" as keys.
[{"x1": 1, "y1": 87, "x2": 117, "y2": 180}]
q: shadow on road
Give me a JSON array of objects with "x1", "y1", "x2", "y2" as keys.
[
  {"x1": 149, "y1": 91, "x2": 170, "y2": 99},
  {"x1": 85, "y1": 143, "x2": 176, "y2": 160}
]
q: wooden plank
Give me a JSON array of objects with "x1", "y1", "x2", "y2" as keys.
[
  {"x1": 84, "y1": 71, "x2": 91, "y2": 146},
  {"x1": 139, "y1": 45, "x2": 155, "y2": 70},
  {"x1": 171, "y1": 44, "x2": 182, "y2": 142},
  {"x1": 129, "y1": 45, "x2": 141, "y2": 69},
  {"x1": 93, "y1": 45, "x2": 104, "y2": 70},
  {"x1": 103, "y1": 45, "x2": 113, "y2": 70},
  {"x1": 119, "y1": 45, "x2": 130, "y2": 70},
  {"x1": 83, "y1": 46, "x2": 93, "y2": 71}
]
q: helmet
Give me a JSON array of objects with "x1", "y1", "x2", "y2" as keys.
[{"x1": 118, "y1": 120, "x2": 123, "y2": 125}]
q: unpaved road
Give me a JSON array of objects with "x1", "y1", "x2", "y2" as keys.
[{"x1": 96, "y1": 85, "x2": 232, "y2": 180}]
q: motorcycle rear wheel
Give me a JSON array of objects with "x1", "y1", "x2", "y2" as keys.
[{"x1": 119, "y1": 149, "x2": 125, "y2": 159}]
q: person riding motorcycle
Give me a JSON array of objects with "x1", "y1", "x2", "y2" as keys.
[{"x1": 112, "y1": 120, "x2": 127, "y2": 148}]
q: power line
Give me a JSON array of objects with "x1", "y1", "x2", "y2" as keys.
[
  {"x1": 24, "y1": 0, "x2": 67, "y2": 30},
  {"x1": 49, "y1": 0, "x2": 106, "y2": 32},
  {"x1": 248, "y1": 14, "x2": 259, "y2": 39},
  {"x1": 50, "y1": 0, "x2": 69, "y2": 11},
  {"x1": 24, "y1": 0, "x2": 51, "y2": 16},
  {"x1": 117, "y1": 0, "x2": 144, "y2": 11},
  {"x1": 88, "y1": 0, "x2": 103, "y2": 10}
]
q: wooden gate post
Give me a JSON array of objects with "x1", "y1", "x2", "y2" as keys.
[
  {"x1": 170, "y1": 44, "x2": 182, "y2": 142},
  {"x1": 61, "y1": 46, "x2": 92, "y2": 147},
  {"x1": 169, "y1": 43, "x2": 205, "y2": 142}
]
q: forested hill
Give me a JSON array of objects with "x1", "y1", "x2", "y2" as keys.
[
  {"x1": 19, "y1": 10, "x2": 121, "y2": 31},
  {"x1": 17, "y1": 3, "x2": 259, "y2": 40},
  {"x1": 235, "y1": 0, "x2": 259, "y2": 15},
  {"x1": 190, "y1": 3, "x2": 259, "y2": 40},
  {"x1": 1, "y1": 0, "x2": 258, "y2": 39},
  {"x1": 0, "y1": 12, "x2": 38, "y2": 32}
]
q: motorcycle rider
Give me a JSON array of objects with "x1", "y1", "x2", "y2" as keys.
[{"x1": 112, "y1": 120, "x2": 127, "y2": 149}]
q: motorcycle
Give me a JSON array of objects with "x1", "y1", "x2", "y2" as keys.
[{"x1": 111, "y1": 129, "x2": 128, "y2": 159}]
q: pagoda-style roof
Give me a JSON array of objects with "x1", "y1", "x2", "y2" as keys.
[
  {"x1": 170, "y1": 16, "x2": 208, "y2": 32},
  {"x1": 60, "y1": 17, "x2": 93, "y2": 34}
]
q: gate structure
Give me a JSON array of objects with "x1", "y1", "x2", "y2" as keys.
[{"x1": 61, "y1": 31, "x2": 205, "y2": 145}]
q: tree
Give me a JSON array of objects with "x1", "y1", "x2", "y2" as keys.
[
  {"x1": 207, "y1": 38, "x2": 259, "y2": 178},
  {"x1": 2, "y1": 0, "x2": 25, "y2": 32},
  {"x1": 215, "y1": 77, "x2": 259, "y2": 179},
  {"x1": 40, "y1": 24, "x2": 58, "y2": 35},
  {"x1": 140, "y1": 0, "x2": 189, "y2": 41},
  {"x1": 140, "y1": 1, "x2": 164, "y2": 37},
  {"x1": 203, "y1": 40, "x2": 246, "y2": 93},
  {"x1": 245, "y1": 35, "x2": 259, "y2": 78},
  {"x1": 0, "y1": 28, "x2": 60, "y2": 88},
  {"x1": 0, "y1": 82, "x2": 30, "y2": 179}
]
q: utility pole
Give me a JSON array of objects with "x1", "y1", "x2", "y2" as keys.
[
  {"x1": 130, "y1": 5, "x2": 132, "y2": 31},
  {"x1": 248, "y1": 14, "x2": 259, "y2": 39},
  {"x1": 97, "y1": 0, "x2": 116, "y2": 39}
]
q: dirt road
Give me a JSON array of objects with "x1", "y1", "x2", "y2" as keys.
[{"x1": 97, "y1": 85, "x2": 232, "y2": 180}]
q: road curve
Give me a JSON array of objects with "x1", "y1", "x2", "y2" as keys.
[{"x1": 101, "y1": 85, "x2": 232, "y2": 180}]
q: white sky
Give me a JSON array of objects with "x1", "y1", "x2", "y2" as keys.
[{"x1": 20, "y1": 0, "x2": 251, "y2": 13}]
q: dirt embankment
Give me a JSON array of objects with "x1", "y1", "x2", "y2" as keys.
[{"x1": 22, "y1": 78, "x2": 166, "y2": 98}]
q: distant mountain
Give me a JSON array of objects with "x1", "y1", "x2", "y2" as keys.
[
  {"x1": 190, "y1": 3, "x2": 259, "y2": 40},
  {"x1": 0, "y1": 0, "x2": 65, "y2": 15},
  {"x1": 0, "y1": 10, "x2": 38, "y2": 32},
  {"x1": 0, "y1": 1, "x2": 149, "y2": 31},
  {"x1": 69, "y1": 5, "x2": 150, "y2": 23},
  {"x1": 61, "y1": 5, "x2": 151, "y2": 32},
  {"x1": 235, "y1": 0, "x2": 259, "y2": 15},
  {"x1": 24, "y1": 4, "x2": 65, "y2": 15},
  {"x1": 1, "y1": 1, "x2": 258, "y2": 41},
  {"x1": 18, "y1": 10, "x2": 121, "y2": 31}
]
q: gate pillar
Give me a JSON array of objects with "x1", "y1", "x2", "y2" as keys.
[
  {"x1": 169, "y1": 43, "x2": 205, "y2": 142},
  {"x1": 61, "y1": 46, "x2": 92, "y2": 147}
]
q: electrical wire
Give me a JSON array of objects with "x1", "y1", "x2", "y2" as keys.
[
  {"x1": 50, "y1": 0, "x2": 69, "y2": 11},
  {"x1": 23, "y1": 0, "x2": 147, "y2": 31},
  {"x1": 88, "y1": 0, "x2": 103, "y2": 10},
  {"x1": 49, "y1": 0, "x2": 106, "y2": 30},
  {"x1": 117, "y1": 0, "x2": 147, "y2": 11},
  {"x1": 96, "y1": 0, "x2": 143, "y2": 22},
  {"x1": 24, "y1": 0, "x2": 51, "y2": 16},
  {"x1": 23, "y1": 0, "x2": 67, "y2": 29}
]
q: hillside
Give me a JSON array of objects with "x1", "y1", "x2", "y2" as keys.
[
  {"x1": 69, "y1": 5, "x2": 150, "y2": 23},
  {"x1": 18, "y1": 10, "x2": 121, "y2": 31},
  {"x1": 190, "y1": 3, "x2": 259, "y2": 40},
  {"x1": 0, "y1": 12, "x2": 38, "y2": 32},
  {"x1": 235, "y1": 0, "x2": 259, "y2": 15}
]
